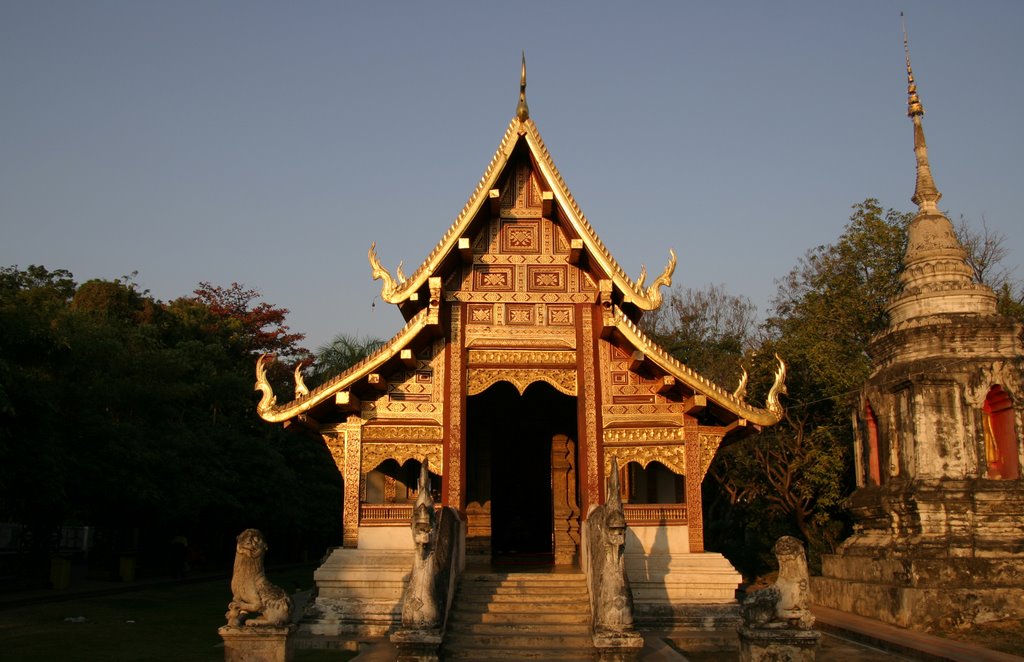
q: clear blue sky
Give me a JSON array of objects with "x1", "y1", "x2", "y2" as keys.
[{"x1": 3, "y1": 1, "x2": 1022, "y2": 350}]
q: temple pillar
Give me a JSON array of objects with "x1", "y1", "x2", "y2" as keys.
[
  {"x1": 443, "y1": 304, "x2": 466, "y2": 510},
  {"x1": 684, "y1": 426, "x2": 704, "y2": 553},
  {"x1": 579, "y1": 304, "x2": 602, "y2": 512},
  {"x1": 551, "y1": 434, "x2": 581, "y2": 565},
  {"x1": 342, "y1": 416, "x2": 363, "y2": 548}
]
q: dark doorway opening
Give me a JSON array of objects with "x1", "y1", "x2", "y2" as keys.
[{"x1": 466, "y1": 380, "x2": 577, "y2": 558}]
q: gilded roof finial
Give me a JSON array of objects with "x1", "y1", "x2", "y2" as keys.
[
  {"x1": 903, "y1": 13, "x2": 924, "y2": 118},
  {"x1": 901, "y1": 13, "x2": 940, "y2": 213},
  {"x1": 516, "y1": 51, "x2": 530, "y2": 122}
]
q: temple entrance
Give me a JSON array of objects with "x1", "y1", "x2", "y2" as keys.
[{"x1": 466, "y1": 380, "x2": 578, "y2": 561}]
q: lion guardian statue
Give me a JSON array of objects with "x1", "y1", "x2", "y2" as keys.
[{"x1": 224, "y1": 528, "x2": 293, "y2": 628}]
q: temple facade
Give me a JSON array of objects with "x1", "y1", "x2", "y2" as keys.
[
  {"x1": 811, "y1": 34, "x2": 1024, "y2": 630},
  {"x1": 255, "y1": 62, "x2": 786, "y2": 638}
]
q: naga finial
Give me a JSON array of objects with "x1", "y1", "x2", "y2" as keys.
[
  {"x1": 733, "y1": 363, "x2": 749, "y2": 401},
  {"x1": 294, "y1": 361, "x2": 309, "y2": 398},
  {"x1": 634, "y1": 265, "x2": 648, "y2": 291},
  {"x1": 255, "y1": 353, "x2": 278, "y2": 415},
  {"x1": 368, "y1": 242, "x2": 405, "y2": 303},
  {"x1": 765, "y1": 354, "x2": 788, "y2": 416},
  {"x1": 633, "y1": 250, "x2": 676, "y2": 308},
  {"x1": 516, "y1": 51, "x2": 530, "y2": 122},
  {"x1": 644, "y1": 249, "x2": 676, "y2": 308}
]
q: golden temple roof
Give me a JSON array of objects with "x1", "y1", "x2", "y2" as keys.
[
  {"x1": 608, "y1": 306, "x2": 785, "y2": 427},
  {"x1": 368, "y1": 105, "x2": 676, "y2": 316},
  {"x1": 254, "y1": 65, "x2": 783, "y2": 429}
]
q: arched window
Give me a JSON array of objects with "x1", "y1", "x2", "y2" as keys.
[
  {"x1": 983, "y1": 385, "x2": 1019, "y2": 480},
  {"x1": 363, "y1": 458, "x2": 439, "y2": 504},
  {"x1": 621, "y1": 461, "x2": 684, "y2": 504},
  {"x1": 865, "y1": 402, "x2": 881, "y2": 486}
]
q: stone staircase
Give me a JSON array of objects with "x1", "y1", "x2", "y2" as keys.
[{"x1": 441, "y1": 568, "x2": 596, "y2": 660}]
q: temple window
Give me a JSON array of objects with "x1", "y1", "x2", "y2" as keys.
[
  {"x1": 983, "y1": 385, "x2": 1020, "y2": 480},
  {"x1": 619, "y1": 461, "x2": 687, "y2": 525},
  {"x1": 865, "y1": 402, "x2": 881, "y2": 485},
  {"x1": 362, "y1": 459, "x2": 441, "y2": 504},
  {"x1": 622, "y1": 461, "x2": 684, "y2": 505}
]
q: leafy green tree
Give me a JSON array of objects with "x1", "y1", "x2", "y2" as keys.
[
  {"x1": 704, "y1": 199, "x2": 912, "y2": 575},
  {"x1": 0, "y1": 269, "x2": 341, "y2": 574},
  {"x1": 641, "y1": 283, "x2": 758, "y2": 388},
  {"x1": 192, "y1": 281, "x2": 307, "y2": 359},
  {"x1": 308, "y1": 332, "x2": 384, "y2": 387}
]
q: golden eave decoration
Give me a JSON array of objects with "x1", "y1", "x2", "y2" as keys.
[
  {"x1": 609, "y1": 306, "x2": 787, "y2": 426},
  {"x1": 367, "y1": 114, "x2": 677, "y2": 312},
  {"x1": 255, "y1": 307, "x2": 434, "y2": 423}
]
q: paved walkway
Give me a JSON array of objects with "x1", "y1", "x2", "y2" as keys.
[
  {"x1": 5, "y1": 575, "x2": 1019, "y2": 661},
  {"x1": 812, "y1": 605, "x2": 1023, "y2": 662}
]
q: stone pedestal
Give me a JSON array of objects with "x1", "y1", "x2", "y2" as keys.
[
  {"x1": 812, "y1": 479, "x2": 1024, "y2": 630},
  {"x1": 593, "y1": 629, "x2": 644, "y2": 662},
  {"x1": 390, "y1": 628, "x2": 442, "y2": 661},
  {"x1": 218, "y1": 624, "x2": 295, "y2": 662},
  {"x1": 737, "y1": 627, "x2": 820, "y2": 662}
]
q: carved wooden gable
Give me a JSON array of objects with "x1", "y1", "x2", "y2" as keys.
[{"x1": 447, "y1": 154, "x2": 598, "y2": 346}]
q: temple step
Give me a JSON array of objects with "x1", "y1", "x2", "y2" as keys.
[{"x1": 441, "y1": 569, "x2": 596, "y2": 660}]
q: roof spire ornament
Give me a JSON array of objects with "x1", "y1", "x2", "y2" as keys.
[
  {"x1": 902, "y1": 13, "x2": 941, "y2": 213},
  {"x1": 884, "y1": 13, "x2": 997, "y2": 327},
  {"x1": 516, "y1": 51, "x2": 530, "y2": 122}
]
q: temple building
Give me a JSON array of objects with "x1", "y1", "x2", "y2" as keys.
[
  {"x1": 255, "y1": 59, "x2": 786, "y2": 644},
  {"x1": 811, "y1": 33, "x2": 1024, "y2": 630}
]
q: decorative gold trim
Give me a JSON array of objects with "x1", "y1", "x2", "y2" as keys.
[
  {"x1": 466, "y1": 367, "x2": 577, "y2": 396},
  {"x1": 368, "y1": 117, "x2": 675, "y2": 311},
  {"x1": 255, "y1": 308, "x2": 432, "y2": 423},
  {"x1": 361, "y1": 425, "x2": 443, "y2": 442},
  {"x1": 361, "y1": 442, "x2": 443, "y2": 475},
  {"x1": 467, "y1": 349, "x2": 577, "y2": 366},
  {"x1": 322, "y1": 432, "x2": 345, "y2": 474},
  {"x1": 342, "y1": 417, "x2": 363, "y2": 548},
  {"x1": 610, "y1": 307, "x2": 787, "y2": 426},
  {"x1": 447, "y1": 305, "x2": 463, "y2": 506},
  {"x1": 698, "y1": 433, "x2": 723, "y2": 481},
  {"x1": 603, "y1": 427, "x2": 685, "y2": 444},
  {"x1": 581, "y1": 309, "x2": 599, "y2": 506},
  {"x1": 604, "y1": 444, "x2": 686, "y2": 477}
]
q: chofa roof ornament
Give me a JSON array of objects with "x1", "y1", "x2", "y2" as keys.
[{"x1": 516, "y1": 51, "x2": 530, "y2": 122}]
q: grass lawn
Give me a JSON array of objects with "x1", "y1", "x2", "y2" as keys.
[{"x1": 0, "y1": 565, "x2": 353, "y2": 661}]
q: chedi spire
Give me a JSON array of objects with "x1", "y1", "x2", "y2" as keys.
[
  {"x1": 903, "y1": 16, "x2": 941, "y2": 213},
  {"x1": 886, "y1": 15, "x2": 996, "y2": 327}
]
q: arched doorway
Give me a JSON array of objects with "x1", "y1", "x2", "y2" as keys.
[
  {"x1": 466, "y1": 380, "x2": 578, "y2": 560},
  {"x1": 984, "y1": 385, "x2": 1020, "y2": 480},
  {"x1": 865, "y1": 402, "x2": 882, "y2": 485}
]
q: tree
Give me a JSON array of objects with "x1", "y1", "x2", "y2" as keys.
[
  {"x1": 0, "y1": 269, "x2": 341, "y2": 575},
  {"x1": 641, "y1": 283, "x2": 758, "y2": 388},
  {"x1": 704, "y1": 199, "x2": 912, "y2": 575},
  {"x1": 955, "y1": 216, "x2": 1024, "y2": 322},
  {"x1": 192, "y1": 282, "x2": 307, "y2": 359},
  {"x1": 308, "y1": 332, "x2": 384, "y2": 388}
]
